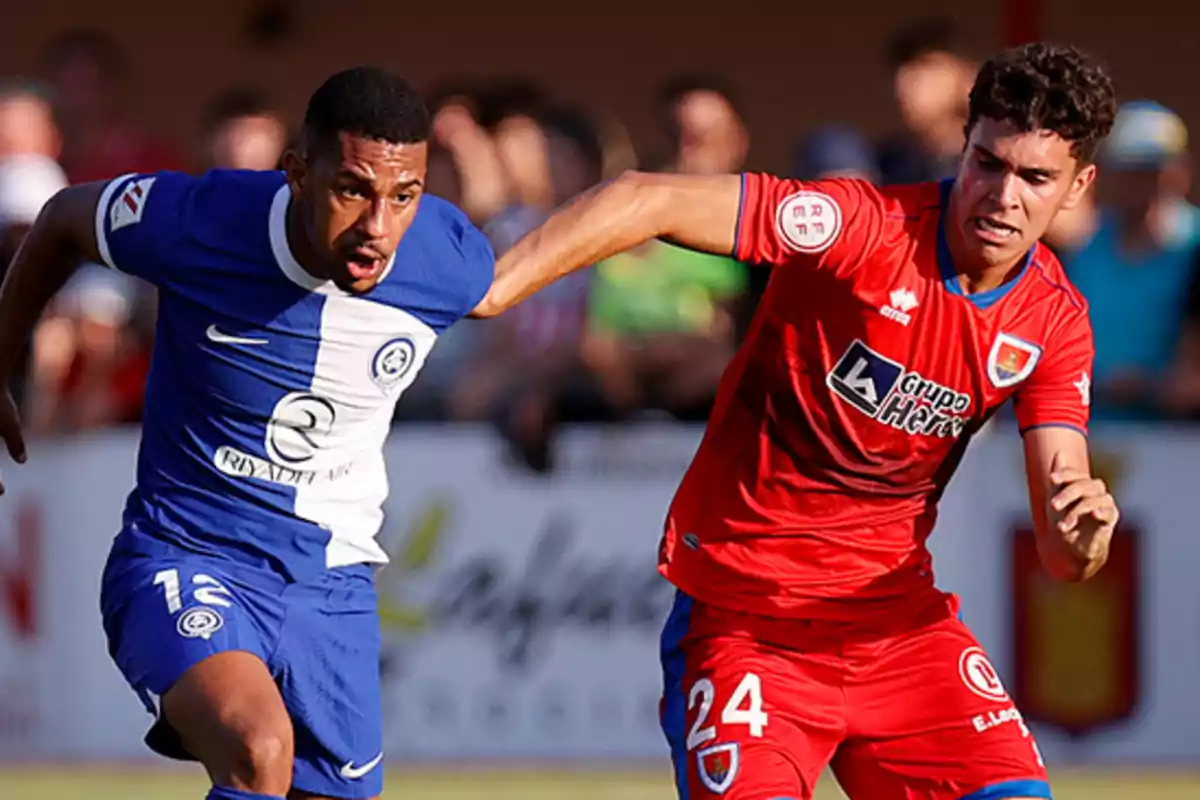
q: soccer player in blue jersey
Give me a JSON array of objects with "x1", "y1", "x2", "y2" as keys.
[{"x1": 0, "y1": 67, "x2": 496, "y2": 800}]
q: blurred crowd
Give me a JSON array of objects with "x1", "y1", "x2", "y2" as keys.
[{"x1": 1, "y1": 21, "x2": 1199, "y2": 471}]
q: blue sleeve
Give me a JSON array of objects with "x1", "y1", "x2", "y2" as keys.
[
  {"x1": 458, "y1": 218, "x2": 496, "y2": 315},
  {"x1": 94, "y1": 171, "x2": 197, "y2": 285},
  {"x1": 421, "y1": 195, "x2": 494, "y2": 320}
]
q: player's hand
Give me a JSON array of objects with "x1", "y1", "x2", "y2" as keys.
[
  {"x1": 0, "y1": 387, "x2": 26, "y2": 495},
  {"x1": 1048, "y1": 451, "x2": 1118, "y2": 566}
]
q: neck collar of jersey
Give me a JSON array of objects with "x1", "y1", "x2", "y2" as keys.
[
  {"x1": 268, "y1": 183, "x2": 396, "y2": 295},
  {"x1": 936, "y1": 177, "x2": 1035, "y2": 310}
]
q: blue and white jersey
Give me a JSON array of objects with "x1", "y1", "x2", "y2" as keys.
[{"x1": 95, "y1": 170, "x2": 494, "y2": 581}]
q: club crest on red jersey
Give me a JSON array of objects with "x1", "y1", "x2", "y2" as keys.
[
  {"x1": 775, "y1": 191, "x2": 842, "y2": 253},
  {"x1": 987, "y1": 333, "x2": 1042, "y2": 388},
  {"x1": 696, "y1": 742, "x2": 739, "y2": 794}
]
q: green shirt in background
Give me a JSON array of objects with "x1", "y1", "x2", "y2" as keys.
[{"x1": 588, "y1": 241, "x2": 747, "y2": 335}]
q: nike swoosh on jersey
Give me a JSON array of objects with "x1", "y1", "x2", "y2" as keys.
[
  {"x1": 340, "y1": 752, "x2": 384, "y2": 779},
  {"x1": 206, "y1": 324, "x2": 268, "y2": 345}
]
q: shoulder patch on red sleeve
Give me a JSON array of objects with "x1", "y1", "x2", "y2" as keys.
[{"x1": 774, "y1": 190, "x2": 843, "y2": 253}]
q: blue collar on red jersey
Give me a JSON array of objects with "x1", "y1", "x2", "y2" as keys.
[{"x1": 936, "y1": 178, "x2": 1035, "y2": 310}]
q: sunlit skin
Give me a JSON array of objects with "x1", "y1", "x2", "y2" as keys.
[
  {"x1": 944, "y1": 117, "x2": 1096, "y2": 294},
  {"x1": 282, "y1": 132, "x2": 427, "y2": 294}
]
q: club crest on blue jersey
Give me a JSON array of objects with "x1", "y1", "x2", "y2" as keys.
[
  {"x1": 987, "y1": 333, "x2": 1042, "y2": 388},
  {"x1": 370, "y1": 336, "x2": 417, "y2": 391},
  {"x1": 827, "y1": 339, "x2": 972, "y2": 438},
  {"x1": 696, "y1": 742, "x2": 739, "y2": 794}
]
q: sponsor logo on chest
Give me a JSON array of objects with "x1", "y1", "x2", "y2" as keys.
[{"x1": 826, "y1": 339, "x2": 972, "y2": 438}]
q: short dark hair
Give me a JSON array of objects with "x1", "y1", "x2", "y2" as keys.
[
  {"x1": 425, "y1": 79, "x2": 483, "y2": 118},
  {"x1": 967, "y1": 42, "x2": 1117, "y2": 164},
  {"x1": 0, "y1": 79, "x2": 53, "y2": 105},
  {"x1": 39, "y1": 27, "x2": 127, "y2": 80},
  {"x1": 886, "y1": 17, "x2": 965, "y2": 70},
  {"x1": 655, "y1": 74, "x2": 744, "y2": 147},
  {"x1": 201, "y1": 87, "x2": 276, "y2": 135},
  {"x1": 301, "y1": 66, "x2": 429, "y2": 157},
  {"x1": 476, "y1": 77, "x2": 546, "y2": 131},
  {"x1": 538, "y1": 105, "x2": 605, "y2": 175}
]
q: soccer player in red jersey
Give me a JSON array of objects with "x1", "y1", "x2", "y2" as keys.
[{"x1": 477, "y1": 42, "x2": 1120, "y2": 800}]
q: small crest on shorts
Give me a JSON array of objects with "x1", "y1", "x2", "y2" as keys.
[
  {"x1": 176, "y1": 606, "x2": 224, "y2": 640},
  {"x1": 696, "y1": 742, "x2": 739, "y2": 794},
  {"x1": 959, "y1": 646, "x2": 1011, "y2": 702}
]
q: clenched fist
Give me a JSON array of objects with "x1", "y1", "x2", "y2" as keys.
[{"x1": 1048, "y1": 451, "x2": 1119, "y2": 574}]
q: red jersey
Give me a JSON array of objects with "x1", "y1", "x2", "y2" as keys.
[{"x1": 659, "y1": 174, "x2": 1094, "y2": 620}]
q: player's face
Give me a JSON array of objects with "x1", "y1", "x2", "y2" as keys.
[
  {"x1": 952, "y1": 117, "x2": 1096, "y2": 268},
  {"x1": 290, "y1": 132, "x2": 427, "y2": 294}
]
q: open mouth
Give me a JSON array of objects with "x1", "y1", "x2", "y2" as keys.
[
  {"x1": 971, "y1": 217, "x2": 1020, "y2": 244},
  {"x1": 345, "y1": 249, "x2": 387, "y2": 281}
]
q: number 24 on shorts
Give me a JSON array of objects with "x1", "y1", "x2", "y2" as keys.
[{"x1": 687, "y1": 672, "x2": 768, "y2": 750}]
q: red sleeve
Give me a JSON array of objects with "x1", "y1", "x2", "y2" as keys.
[
  {"x1": 733, "y1": 173, "x2": 885, "y2": 274},
  {"x1": 1012, "y1": 309, "x2": 1094, "y2": 434}
]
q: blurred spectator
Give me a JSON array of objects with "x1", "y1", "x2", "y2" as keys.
[
  {"x1": 199, "y1": 87, "x2": 288, "y2": 171},
  {"x1": 0, "y1": 83, "x2": 61, "y2": 160},
  {"x1": 0, "y1": 154, "x2": 69, "y2": 413},
  {"x1": 793, "y1": 124, "x2": 880, "y2": 182},
  {"x1": 445, "y1": 105, "x2": 604, "y2": 470},
  {"x1": 1172, "y1": 252, "x2": 1200, "y2": 418},
  {"x1": 877, "y1": 18, "x2": 976, "y2": 185},
  {"x1": 1061, "y1": 101, "x2": 1200, "y2": 421},
  {"x1": 426, "y1": 82, "x2": 511, "y2": 222},
  {"x1": 39, "y1": 27, "x2": 185, "y2": 183},
  {"x1": 654, "y1": 75, "x2": 748, "y2": 175},
  {"x1": 481, "y1": 79, "x2": 554, "y2": 211},
  {"x1": 582, "y1": 75, "x2": 749, "y2": 423},
  {"x1": 26, "y1": 264, "x2": 149, "y2": 435},
  {"x1": 1043, "y1": 185, "x2": 1099, "y2": 256}
]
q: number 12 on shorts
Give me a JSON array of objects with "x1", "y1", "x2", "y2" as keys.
[
  {"x1": 153, "y1": 568, "x2": 234, "y2": 613},
  {"x1": 687, "y1": 672, "x2": 768, "y2": 750}
]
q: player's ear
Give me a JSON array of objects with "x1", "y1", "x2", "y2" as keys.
[
  {"x1": 282, "y1": 149, "x2": 307, "y2": 194},
  {"x1": 1060, "y1": 162, "x2": 1096, "y2": 211}
]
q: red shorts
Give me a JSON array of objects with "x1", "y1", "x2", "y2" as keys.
[{"x1": 659, "y1": 591, "x2": 1050, "y2": 800}]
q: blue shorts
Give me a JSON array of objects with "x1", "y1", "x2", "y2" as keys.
[{"x1": 100, "y1": 527, "x2": 384, "y2": 799}]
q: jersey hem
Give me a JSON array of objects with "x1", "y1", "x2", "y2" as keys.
[{"x1": 657, "y1": 561, "x2": 952, "y2": 624}]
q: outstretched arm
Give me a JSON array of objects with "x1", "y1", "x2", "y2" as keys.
[{"x1": 471, "y1": 171, "x2": 741, "y2": 318}]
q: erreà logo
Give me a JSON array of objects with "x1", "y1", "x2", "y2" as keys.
[{"x1": 826, "y1": 339, "x2": 972, "y2": 438}]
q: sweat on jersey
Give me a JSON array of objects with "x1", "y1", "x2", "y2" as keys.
[
  {"x1": 659, "y1": 174, "x2": 1095, "y2": 620},
  {"x1": 94, "y1": 170, "x2": 494, "y2": 582}
]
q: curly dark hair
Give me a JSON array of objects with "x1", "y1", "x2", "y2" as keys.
[{"x1": 966, "y1": 42, "x2": 1116, "y2": 164}]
